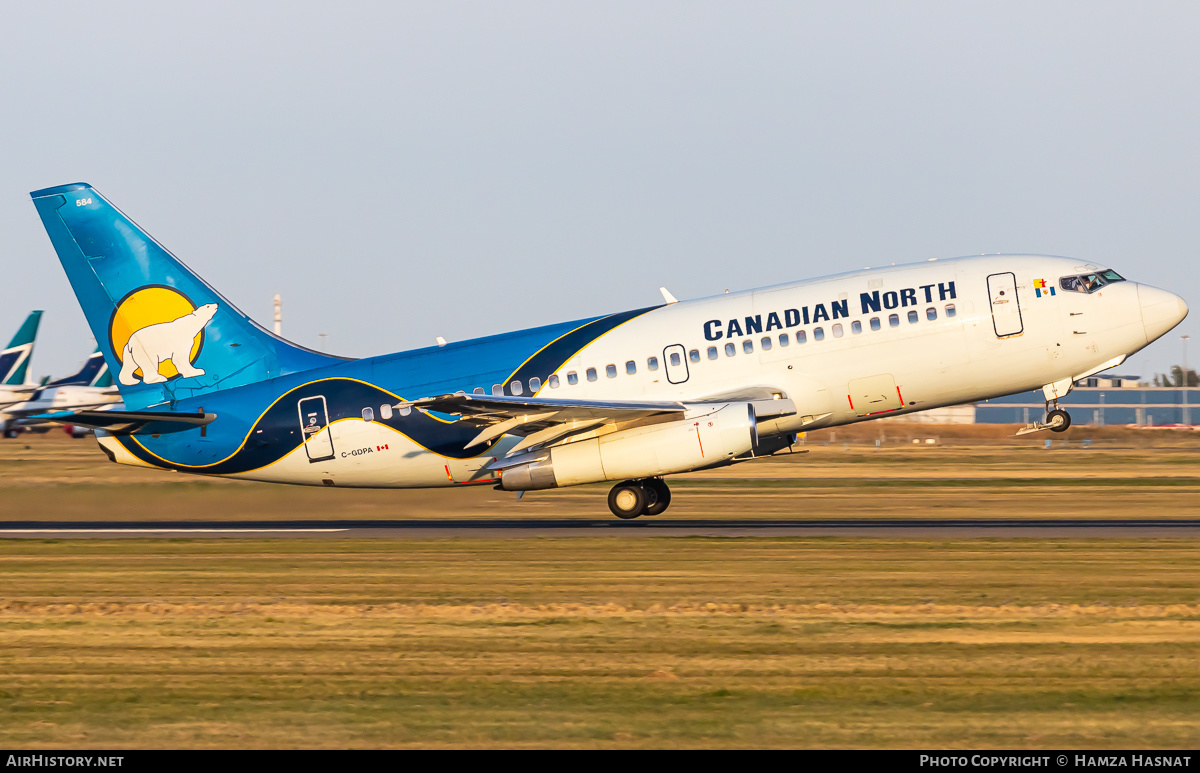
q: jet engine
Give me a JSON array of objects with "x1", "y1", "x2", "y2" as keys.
[{"x1": 497, "y1": 402, "x2": 757, "y2": 491}]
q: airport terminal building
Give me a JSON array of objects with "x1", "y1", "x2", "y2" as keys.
[{"x1": 975, "y1": 375, "x2": 1199, "y2": 426}]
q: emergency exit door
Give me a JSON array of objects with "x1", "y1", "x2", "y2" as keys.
[
  {"x1": 986, "y1": 272, "x2": 1024, "y2": 337},
  {"x1": 298, "y1": 395, "x2": 335, "y2": 462}
]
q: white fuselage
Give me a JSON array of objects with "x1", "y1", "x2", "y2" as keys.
[{"x1": 101, "y1": 255, "x2": 1186, "y2": 488}]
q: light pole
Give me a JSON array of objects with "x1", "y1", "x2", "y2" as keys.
[{"x1": 1182, "y1": 335, "x2": 1191, "y2": 426}]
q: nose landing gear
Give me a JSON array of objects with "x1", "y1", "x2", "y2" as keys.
[
  {"x1": 608, "y1": 478, "x2": 672, "y2": 519},
  {"x1": 1046, "y1": 407, "x2": 1072, "y2": 432},
  {"x1": 1014, "y1": 401, "x2": 1074, "y2": 436}
]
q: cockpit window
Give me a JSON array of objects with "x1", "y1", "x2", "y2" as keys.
[{"x1": 1059, "y1": 269, "x2": 1125, "y2": 294}]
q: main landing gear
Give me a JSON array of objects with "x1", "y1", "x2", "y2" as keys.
[{"x1": 608, "y1": 478, "x2": 672, "y2": 519}]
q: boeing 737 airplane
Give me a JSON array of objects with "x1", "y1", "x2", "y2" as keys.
[{"x1": 30, "y1": 183, "x2": 1189, "y2": 517}]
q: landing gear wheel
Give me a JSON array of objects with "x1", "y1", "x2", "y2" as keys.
[
  {"x1": 642, "y1": 478, "x2": 671, "y2": 516},
  {"x1": 1047, "y1": 408, "x2": 1071, "y2": 432},
  {"x1": 608, "y1": 481, "x2": 647, "y2": 519}
]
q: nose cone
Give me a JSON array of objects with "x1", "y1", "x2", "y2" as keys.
[{"x1": 1138, "y1": 284, "x2": 1189, "y2": 343}]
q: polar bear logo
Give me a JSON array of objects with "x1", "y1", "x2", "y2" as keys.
[{"x1": 118, "y1": 303, "x2": 219, "y2": 385}]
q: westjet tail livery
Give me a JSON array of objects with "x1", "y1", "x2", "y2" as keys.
[{"x1": 31, "y1": 183, "x2": 1188, "y2": 518}]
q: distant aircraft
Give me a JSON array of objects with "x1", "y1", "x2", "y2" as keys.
[
  {"x1": 0, "y1": 311, "x2": 44, "y2": 436},
  {"x1": 3, "y1": 348, "x2": 120, "y2": 437},
  {"x1": 30, "y1": 183, "x2": 1189, "y2": 517}
]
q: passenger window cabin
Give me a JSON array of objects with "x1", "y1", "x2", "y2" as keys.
[
  {"x1": 586, "y1": 368, "x2": 598, "y2": 382},
  {"x1": 606, "y1": 364, "x2": 617, "y2": 378},
  {"x1": 907, "y1": 310, "x2": 919, "y2": 324},
  {"x1": 870, "y1": 317, "x2": 881, "y2": 331},
  {"x1": 725, "y1": 343, "x2": 736, "y2": 357},
  {"x1": 567, "y1": 371, "x2": 579, "y2": 385},
  {"x1": 626, "y1": 360, "x2": 636, "y2": 375},
  {"x1": 889, "y1": 314, "x2": 900, "y2": 327},
  {"x1": 707, "y1": 346, "x2": 718, "y2": 360}
]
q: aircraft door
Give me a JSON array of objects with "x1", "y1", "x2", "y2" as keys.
[
  {"x1": 663, "y1": 344, "x2": 689, "y2": 384},
  {"x1": 298, "y1": 395, "x2": 335, "y2": 463},
  {"x1": 986, "y1": 272, "x2": 1024, "y2": 338}
]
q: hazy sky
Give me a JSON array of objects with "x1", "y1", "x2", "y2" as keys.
[{"x1": 2, "y1": 1, "x2": 1198, "y2": 382}]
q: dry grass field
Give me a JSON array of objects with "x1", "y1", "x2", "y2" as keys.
[
  {"x1": 3, "y1": 424, "x2": 1200, "y2": 522},
  {"x1": 1, "y1": 427, "x2": 1199, "y2": 748}
]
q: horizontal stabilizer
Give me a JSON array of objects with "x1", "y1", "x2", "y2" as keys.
[{"x1": 29, "y1": 409, "x2": 215, "y2": 436}]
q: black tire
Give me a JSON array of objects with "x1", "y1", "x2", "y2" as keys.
[
  {"x1": 1048, "y1": 408, "x2": 1071, "y2": 433},
  {"x1": 608, "y1": 482, "x2": 647, "y2": 519},
  {"x1": 2, "y1": 428, "x2": 18, "y2": 439},
  {"x1": 642, "y1": 479, "x2": 671, "y2": 516}
]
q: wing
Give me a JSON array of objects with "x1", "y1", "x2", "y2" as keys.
[
  {"x1": 404, "y1": 386, "x2": 795, "y2": 457},
  {"x1": 406, "y1": 393, "x2": 689, "y2": 455}
]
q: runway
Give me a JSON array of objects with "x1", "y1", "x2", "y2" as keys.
[{"x1": 4, "y1": 518, "x2": 1200, "y2": 538}]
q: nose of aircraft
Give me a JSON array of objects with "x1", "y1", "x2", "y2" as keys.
[{"x1": 1138, "y1": 284, "x2": 1189, "y2": 343}]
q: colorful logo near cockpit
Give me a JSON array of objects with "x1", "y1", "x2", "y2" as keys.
[{"x1": 1033, "y1": 278, "x2": 1056, "y2": 299}]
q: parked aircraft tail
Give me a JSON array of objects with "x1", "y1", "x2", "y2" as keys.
[
  {"x1": 30, "y1": 184, "x2": 342, "y2": 409},
  {"x1": 45, "y1": 348, "x2": 109, "y2": 388},
  {"x1": 1, "y1": 310, "x2": 43, "y2": 385}
]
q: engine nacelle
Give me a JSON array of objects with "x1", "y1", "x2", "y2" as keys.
[{"x1": 499, "y1": 402, "x2": 757, "y2": 491}]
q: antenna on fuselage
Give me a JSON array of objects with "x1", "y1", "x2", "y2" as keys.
[{"x1": 273, "y1": 294, "x2": 282, "y2": 336}]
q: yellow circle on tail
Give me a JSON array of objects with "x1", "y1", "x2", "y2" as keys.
[{"x1": 110, "y1": 287, "x2": 203, "y2": 381}]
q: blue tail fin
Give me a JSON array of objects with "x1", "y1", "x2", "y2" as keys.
[
  {"x1": 31, "y1": 183, "x2": 342, "y2": 409},
  {"x1": 0, "y1": 310, "x2": 43, "y2": 385},
  {"x1": 46, "y1": 348, "x2": 109, "y2": 387}
]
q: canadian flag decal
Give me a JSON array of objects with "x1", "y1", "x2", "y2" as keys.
[{"x1": 377, "y1": 444, "x2": 389, "y2": 451}]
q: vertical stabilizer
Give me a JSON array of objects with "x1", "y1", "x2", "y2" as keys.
[
  {"x1": 30, "y1": 183, "x2": 343, "y2": 409},
  {"x1": 0, "y1": 311, "x2": 43, "y2": 385},
  {"x1": 46, "y1": 348, "x2": 109, "y2": 388}
]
